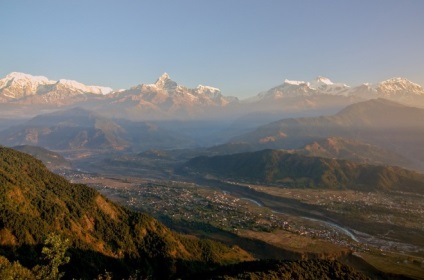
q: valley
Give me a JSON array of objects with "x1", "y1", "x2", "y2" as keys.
[{"x1": 63, "y1": 155, "x2": 424, "y2": 279}]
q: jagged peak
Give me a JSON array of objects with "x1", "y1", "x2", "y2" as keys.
[
  {"x1": 154, "y1": 72, "x2": 177, "y2": 90},
  {"x1": 157, "y1": 72, "x2": 170, "y2": 81},
  {"x1": 155, "y1": 72, "x2": 171, "y2": 84}
]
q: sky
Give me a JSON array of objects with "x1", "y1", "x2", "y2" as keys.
[{"x1": 1, "y1": 0, "x2": 423, "y2": 98}]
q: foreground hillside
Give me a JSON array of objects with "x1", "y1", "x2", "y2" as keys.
[
  {"x1": 196, "y1": 259, "x2": 370, "y2": 280},
  {"x1": 186, "y1": 149, "x2": 424, "y2": 193},
  {"x1": 0, "y1": 147, "x2": 253, "y2": 279}
]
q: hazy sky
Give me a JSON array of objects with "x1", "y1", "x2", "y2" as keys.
[{"x1": 1, "y1": 1, "x2": 423, "y2": 98}]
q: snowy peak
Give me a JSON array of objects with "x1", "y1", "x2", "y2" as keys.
[
  {"x1": 309, "y1": 76, "x2": 349, "y2": 94},
  {"x1": 196, "y1": 85, "x2": 222, "y2": 98},
  {"x1": 0, "y1": 72, "x2": 113, "y2": 101},
  {"x1": 155, "y1": 72, "x2": 170, "y2": 84},
  {"x1": 111, "y1": 73, "x2": 234, "y2": 118},
  {"x1": 254, "y1": 75, "x2": 424, "y2": 108},
  {"x1": 258, "y1": 76, "x2": 350, "y2": 100},
  {"x1": 3, "y1": 72, "x2": 53, "y2": 84},
  {"x1": 282, "y1": 77, "x2": 343, "y2": 89},
  {"x1": 314, "y1": 76, "x2": 333, "y2": 85},
  {"x1": 0, "y1": 72, "x2": 54, "y2": 90},
  {"x1": 376, "y1": 77, "x2": 424, "y2": 95},
  {"x1": 0, "y1": 72, "x2": 56, "y2": 99},
  {"x1": 154, "y1": 73, "x2": 177, "y2": 90}
]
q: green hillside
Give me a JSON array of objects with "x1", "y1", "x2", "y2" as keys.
[
  {"x1": 185, "y1": 149, "x2": 424, "y2": 193},
  {"x1": 0, "y1": 146, "x2": 252, "y2": 279}
]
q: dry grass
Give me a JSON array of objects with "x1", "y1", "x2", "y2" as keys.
[
  {"x1": 95, "y1": 195, "x2": 120, "y2": 221},
  {"x1": 238, "y1": 229, "x2": 349, "y2": 257}
]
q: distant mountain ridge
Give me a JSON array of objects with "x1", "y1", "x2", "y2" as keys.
[
  {"x1": 298, "y1": 137, "x2": 414, "y2": 169},
  {"x1": 251, "y1": 76, "x2": 424, "y2": 100},
  {"x1": 185, "y1": 149, "x2": 424, "y2": 193},
  {"x1": 229, "y1": 99, "x2": 424, "y2": 171},
  {"x1": 12, "y1": 145, "x2": 72, "y2": 170},
  {"x1": 0, "y1": 107, "x2": 193, "y2": 152},
  {"x1": 1, "y1": 72, "x2": 424, "y2": 120}
]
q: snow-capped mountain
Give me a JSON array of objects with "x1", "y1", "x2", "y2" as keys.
[
  {"x1": 1, "y1": 71, "x2": 423, "y2": 120},
  {"x1": 123, "y1": 72, "x2": 233, "y2": 105},
  {"x1": 250, "y1": 76, "x2": 350, "y2": 101},
  {"x1": 104, "y1": 73, "x2": 238, "y2": 119},
  {"x1": 349, "y1": 77, "x2": 424, "y2": 99},
  {"x1": 0, "y1": 72, "x2": 55, "y2": 100},
  {"x1": 0, "y1": 72, "x2": 113, "y2": 104},
  {"x1": 377, "y1": 77, "x2": 424, "y2": 95},
  {"x1": 247, "y1": 75, "x2": 424, "y2": 112},
  {"x1": 252, "y1": 76, "x2": 424, "y2": 101}
]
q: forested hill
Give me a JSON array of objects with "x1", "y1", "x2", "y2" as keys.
[
  {"x1": 0, "y1": 146, "x2": 252, "y2": 279},
  {"x1": 185, "y1": 149, "x2": 424, "y2": 193}
]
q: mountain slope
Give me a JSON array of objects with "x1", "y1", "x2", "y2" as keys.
[
  {"x1": 298, "y1": 137, "x2": 414, "y2": 168},
  {"x1": 0, "y1": 146, "x2": 252, "y2": 279},
  {"x1": 0, "y1": 108, "x2": 128, "y2": 151},
  {"x1": 197, "y1": 259, "x2": 370, "y2": 280},
  {"x1": 12, "y1": 145, "x2": 72, "y2": 170},
  {"x1": 0, "y1": 107, "x2": 193, "y2": 152},
  {"x1": 231, "y1": 99, "x2": 424, "y2": 170},
  {"x1": 185, "y1": 149, "x2": 424, "y2": 193}
]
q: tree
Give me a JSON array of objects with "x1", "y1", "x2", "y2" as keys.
[{"x1": 32, "y1": 233, "x2": 70, "y2": 280}]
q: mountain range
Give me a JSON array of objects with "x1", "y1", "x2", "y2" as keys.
[
  {"x1": 228, "y1": 99, "x2": 424, "y2": 171},
  {"x1": 1, "y1": 72, "x2": 424, "y2": 120}
]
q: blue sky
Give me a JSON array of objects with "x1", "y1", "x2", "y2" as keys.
[{"x1": 1, "y1": 1, "x2": 423, "y2": 98}]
